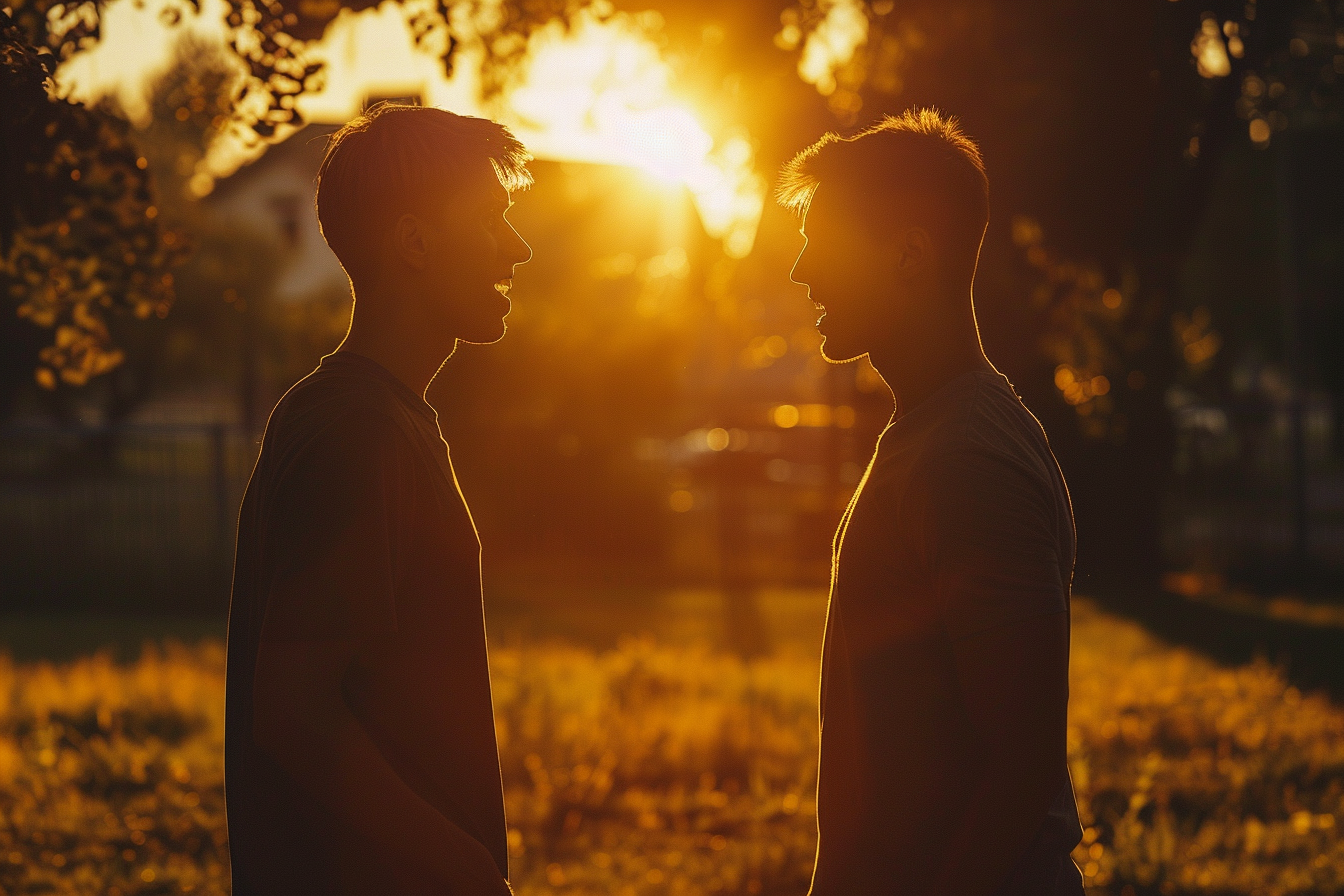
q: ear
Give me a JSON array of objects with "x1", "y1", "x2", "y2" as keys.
[
  {"x1": 394, "y1": 213, "x2": 429, "y2": 270},
  {"x1": 896, "y1": 227, "x2": 931, "y2": 276}
]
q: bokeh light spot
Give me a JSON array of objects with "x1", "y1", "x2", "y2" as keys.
[{"x1": 772, "y1": 404, "x2": 800, "y2": 428}]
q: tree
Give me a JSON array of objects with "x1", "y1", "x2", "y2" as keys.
[
  {"x1": 91, "y1": 35, "x2": 283, "y2": 430},
  {"x1": 1015, "y1": 0, "x2": 1342, "y2": 584},
  {"x1": 0, "y1": 0, "x2": 715, "y2": 393},
  {"x1": 1, "y1": 7, "x2": 184, "y2": 410}
]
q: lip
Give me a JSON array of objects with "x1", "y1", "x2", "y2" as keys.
[
  {"x1": 813, "y1": 302, "x2": 826, "y2": 327},
  {"x1": 494, "y1": 279, "x2": 512, "y2": 296}
]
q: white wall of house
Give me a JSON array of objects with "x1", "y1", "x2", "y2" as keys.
[{"x1": 208, "y1": 126, "x2": 350, "y2": 304}]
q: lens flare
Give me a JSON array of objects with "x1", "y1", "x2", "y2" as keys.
[{"x1": 501, "y1": 9, "x2": 764, "y2": 257}]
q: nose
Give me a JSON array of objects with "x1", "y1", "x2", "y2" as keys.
[
  {"x1": 507, "y1": 220, "x2": 532, "y2": 267},
  {"x1": 789, "y1": 241, "x2": 809, "y2": 287}
]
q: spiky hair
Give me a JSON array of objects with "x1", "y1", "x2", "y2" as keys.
[{"x1": 776, "y1": 107, "x2": 986, "y2": 219}]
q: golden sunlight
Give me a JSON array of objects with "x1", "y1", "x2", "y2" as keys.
[
  {"x1": 501, "y1": 8, "x2": 764, "y2": 258},
  {"x1": 53, "y1": 0, "x2": 764, "y2": 257}
]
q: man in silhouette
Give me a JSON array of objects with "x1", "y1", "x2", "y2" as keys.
[
  {"x1": 225, "y1": 104, "x2": 531, "y2": 895},
  {"x1": 778, "y1": 109, "x2": 1084, "y2": 895}
]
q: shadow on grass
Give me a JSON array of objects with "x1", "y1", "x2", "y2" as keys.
[{"x1": 1090, "y1": 580, "x2": 1344, "y2": 700}]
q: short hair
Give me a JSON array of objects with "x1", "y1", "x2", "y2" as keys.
[
  {"x1": 316, "y1": 103, "x2": 533, "y2": 280},
  {"x1": 777, "y1": 108, "x2": 989, "y2": 278}
]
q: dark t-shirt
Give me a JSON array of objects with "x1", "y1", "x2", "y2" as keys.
[
  {"x1": 225, "y1": 351, "x2": 508, "y2": 895},
  {"x1": 810, "y1": 369, "x2": 1083, "y2": 895}
]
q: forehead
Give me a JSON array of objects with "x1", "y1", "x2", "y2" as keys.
[
  {"x1": 421, "y1": 162, "x2": 509, "y2": 218},
  {"x1": 800, "y1": 184, "x2": 851, "y2": 233},
  {"x1": 455, "y1": 161, "x2": 510, "y2": 204},
  {"x1": 486, "y1": 176, "x2": 510, "y2": 205}
]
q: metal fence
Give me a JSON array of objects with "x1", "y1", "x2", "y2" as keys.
[{"x1": 0, "y1": 424, "x2": 257, "y2": 613}]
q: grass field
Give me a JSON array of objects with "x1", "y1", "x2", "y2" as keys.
[{"x1": 1, "y1": 597, "x2": 1342, "y2": 895}]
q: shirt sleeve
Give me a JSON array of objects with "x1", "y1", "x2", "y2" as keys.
[
  {"x1": 914, "y1": 449, "x2": 1068, "y2": 641},
  {"x1": 259, "y1": 410, "x2": 412, "y2": 642}
]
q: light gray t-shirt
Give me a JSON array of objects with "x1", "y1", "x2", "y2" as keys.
[{"x1": 811, "y1": 368, "x2": 1082, "y2": 895}]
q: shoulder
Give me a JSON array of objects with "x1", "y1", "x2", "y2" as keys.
[
  {"x1": 273, "y1": 364, "x2": 413, "y2": 443},
  {"x1": 275, "y1": 363, "x2": 405, "y2": 426},
  {"x1": 910, "y1": 410, "x2": 1060, "y2": 525},
  {"x1": 868, "y1": 374, "x2": 1040, "y2": 491},
  {"x1": 922, "y1": 376, "x2": 1060, "y2": 491},
  {"x1": 912, "y1": 447, "x2": 1047, "y2": 519},
  {"x1": 262, "y1": 375, "x2": 417, "y2": 488}
]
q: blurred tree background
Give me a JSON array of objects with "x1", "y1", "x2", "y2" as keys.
[{"x1": 1, "y1": 0, "x2": 1341, "y2": 615}]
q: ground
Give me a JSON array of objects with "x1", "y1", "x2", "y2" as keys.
[{"x1": 0, "y1": 595, "x2": 1342, "y2": 895}]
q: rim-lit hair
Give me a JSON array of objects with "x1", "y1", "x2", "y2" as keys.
[
  {"x1": 316, "y1": 102, "x2": 533, "y2": 280},
  {"x1": 777, "y1": 108, "x2": 989, "y2": 279}
]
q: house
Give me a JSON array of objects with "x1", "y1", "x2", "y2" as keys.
[{"x1": 206, "y1": 124, "x2": 348, "y2": 304}]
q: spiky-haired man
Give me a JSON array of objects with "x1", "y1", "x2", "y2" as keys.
[{"x1": 780, "y1": 109, "x2": 1084, "y2": 895}]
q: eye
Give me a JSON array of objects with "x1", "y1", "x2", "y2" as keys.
[{"x1": 483, "y1": 202, "x2": 513, "y2": 228}]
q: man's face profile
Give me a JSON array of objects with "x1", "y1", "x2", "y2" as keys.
[
  {"x1": 790, "y1": 186, "x2": 896, "y2": 364},
  {"x1": 410, "y1": 165, "x2": 532, "y2": 346}
]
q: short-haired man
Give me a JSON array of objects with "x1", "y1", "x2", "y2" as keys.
[
  {"x1": 779, "y1": 109, "x2": 1084, "y2": 895},
  {"x1": 225, "y1": 104, "x2": 531, "y2": 895}
]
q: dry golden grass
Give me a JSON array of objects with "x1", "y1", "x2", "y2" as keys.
[{"x1": 0, "y1": 598, "x2": 1341, "y2": 895}]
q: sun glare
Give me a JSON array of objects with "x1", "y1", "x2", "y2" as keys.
[
  {"x1": 53, "y1": 0, "x2": 764, "y2": 258},
  {"x1": 494, "y1": 9, "x2": 763, "y2": 258}
]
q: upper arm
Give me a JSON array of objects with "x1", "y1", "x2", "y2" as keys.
[
  {"x1": 253, "y1": 413, "x2": 410, "y2": 749},
  {"x1": 948, "y1": 610, "x2": 1069, "y2": 759},
  {"x1": 253, "y1": 636, "x2": 358, "y2": 754},
  {"x1": 918, "y1": 450, "x2": 1071, "y2": 754},
  {"x1": 261, "y1": 413, "x2": 411, "y2": 642},
  {"x1": 919, "y1": 450, "x2": 1068, "y2": 642}
]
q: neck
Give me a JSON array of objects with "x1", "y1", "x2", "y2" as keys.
[
  {"x1": 867, "y1": 293, "x2": 993, "y2": 417},
  {"x1": 336, "y1": 295, "x2": 454, "y2": 398}
]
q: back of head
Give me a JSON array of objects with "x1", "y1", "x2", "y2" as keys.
[
  {"x1": 316, "y1": 103, "x2": 533, "y2": 283},
  {"x1": 778, "y1": 108, "x2": 989, "y2": 286}
]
